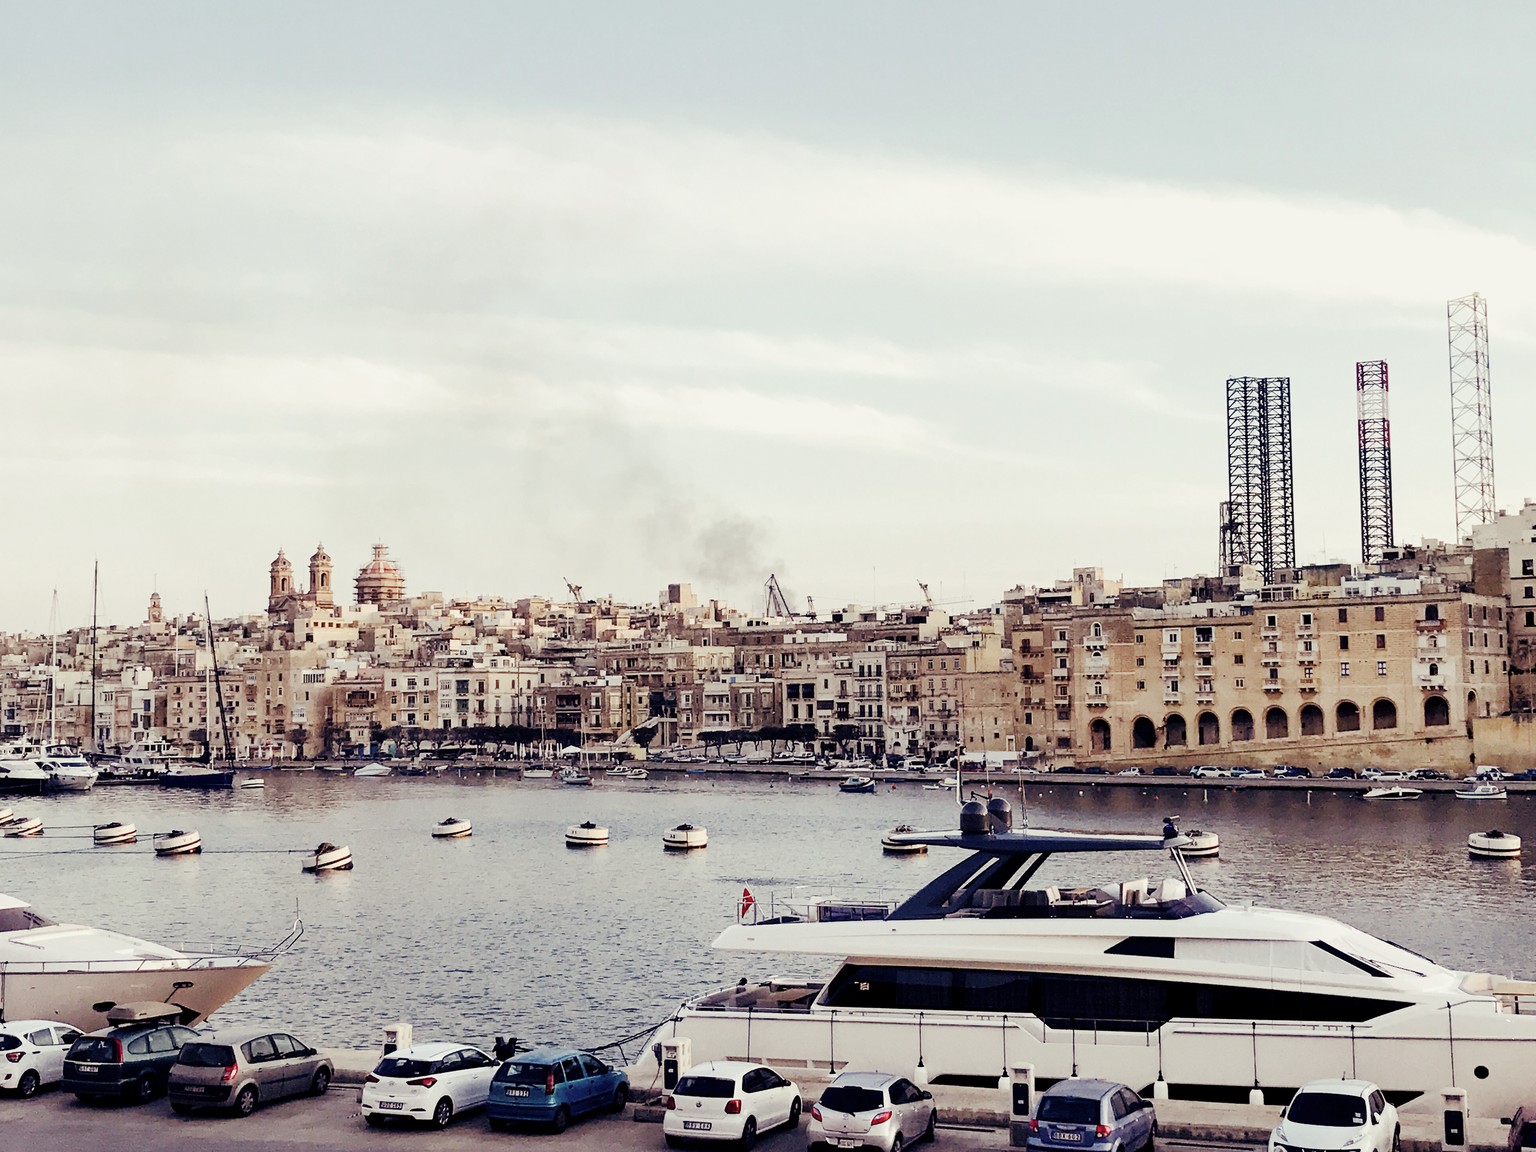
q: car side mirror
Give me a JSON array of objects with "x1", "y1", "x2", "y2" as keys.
[
  {"x1": 1500, "y1": 1118, "x2": 1513, "y2": 1126},
  {"x1": 922, "y1": 1091, "x2": 933, "y2": 1101}
]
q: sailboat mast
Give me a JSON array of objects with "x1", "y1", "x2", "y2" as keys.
[
  {"x1": 204, "y1": 594, "x2": 235, "y2": 763},
  {"x1": 48, "y1": 589, "x2": 58, "y2": 744},
  {"x1": 90, "y1": 560, "x2": 100, "y2": 755}
]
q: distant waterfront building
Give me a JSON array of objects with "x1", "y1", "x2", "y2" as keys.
[{"x1": 355, "y1": 544, "x2": 407, "y2": 606}]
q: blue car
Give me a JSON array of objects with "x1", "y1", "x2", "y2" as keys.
[
  {"x1": 485, "y1": 1047, "x2": 628, "y2": 1133},
  {"x1": 1028, "y1": 1078, "x2": 1156, "y2": 1152}
]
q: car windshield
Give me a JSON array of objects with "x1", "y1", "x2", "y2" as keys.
[
  {"x1": 178, "y1": 1043, "x2": 237, "y2": 1067},
  {"x1": 70, "y1": 1038, "x2": 121, "y2": 1062},
  {"x1": 1038, "y1": 1096, "x2": 1101, "y2": 1125},
  {"x1": 821, "y1": 1086, "x2": 885, "y2": 1114},
  {"x1": 375, "y1": 1057, "x2": 434, "y2": 1078},
  {"x1": 1287, "y1": 1092, "x2": 1368, "y2": 1127},
  {"x1": 675, "y1": 1076, "x2": 736, "y2": 1098},
  {"x1": 494, "y1": 1061, "x2": 552, "y2": 1084}
]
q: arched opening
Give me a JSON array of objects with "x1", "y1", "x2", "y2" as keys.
[
  {"x1": 1024, "y1": 736, "x2": 1035, "y2": 752},
  {"x1": 1424, "y1": 695, "x2": 1450, "y2": 727},
  {"x1": 1467, "y1": 690, "x2": 1478, "y2": 736},
  {"x1": 1091, "y1": 621, "x2": 1102, "y2": 638},
  {"x1": 1164, "y1": 714, "x2": 1188, "y2": 747},
  {"x1": 1337, "y1": 701, "x2": 1361, "y2": 732},
  {"x1": 1197, "y1": 711, "x2": 1220, "y2": 745},
  {"x1": 280, "y1": 577, "x2": 289, "y2": 593},
  {"x1": 1372, "y1": 698, "x2": 1398, "y2": 730},
  {"x1": 1132, "y1": 716, "x2": 1157, "y2": 750},
  {"x1": 1265, "y1": 706, "x2": 1289, "y2": 739},
  {"x1": 1299, "y1": 703, "x2": 1324, "y2": 736},
  {"x1": 1090, "y1": 718, "x2": 1112, "y2": 753},
  {"x1": 1231, "y1": 708, "x2": 1254, "y2": 742},
  {"x1": 1425, "y1": 604, "x2": 1440, "y2": 622},
  {"x1": 321, "y1": 573, "x2": 329, "y2": 589}
]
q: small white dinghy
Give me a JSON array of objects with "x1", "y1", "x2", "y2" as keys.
[
  {"x1": 880, "y1": 824, "x2": 928, "y2": 855},
  {"x1": 662, "y1": 823, "x2": 708, "y2": 851},
  {"x1": 93, "y1": 821, "x2": 138, "y2": 845},
  {"x1": 153, "y1": 828, "x2": 202, "y2": 856},
  {"x1": 1469, "y1": 829, "x2": 1521, "y2": 859},
  {"x1": 302, "y1": 841, "x2": 354, "y2": 871},
  {"x1": 431, "y1": 816, "x2": 473, "y2": 839},
  {"x1": 1361, "y1": 786, "x2": 1422, "y2": 801},
  {"x1": 565, "y1": 820, "x2": 610, "y2": 847},
  {"x1": 2, "y1": 815, "x2": 43, "y2": 838},
  {"x1": 1181, "y1": 829, "x2": 1221, "y2": 858}
]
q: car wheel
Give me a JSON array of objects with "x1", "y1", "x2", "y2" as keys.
[
  {"x1": 234, "y1": 1085, "x2": 258, "y2": 1117},
  {"x1": 1144, "y1": 1123, "x2": 1156, "y2": 1152},
  {"x1": 611, "y1": 1083, "x2": 630, "y2": 1113},
  {"x1": 551, "y1": 1105, "x2": 570, "y2": 1134},
  {"x1": 489, "y1": 1117, "x2": 510, "y2": 1132},
  {"x1": 1392, "y1": 1127, "x2": 1401, "y2": 1152},
  {"x1": 925, "y1": 1109, "x2": 938, "y2": 1143},
  {"x1": 365, "y1": 1113, "x2": 387, "y2": 1128},
  {"x1": 135, "y1": 1074, "x2": 158, "y2": 1103},
  {"x1": 891, "y1": 1134, "x2": 904, "y2": 1152},
  {"x1": 739, "y1": 1116, "x2": 758, "y2": 1150},
  {"x1": 17, "y1": 1070, "x2": 41, "y2": 1098},
  {"x1": 310, "y1": 1067, "x2": 331, "y2": 1096},
  {"x1": 788, "y1": 1097, "x2": 802, "y2": 1130},
  {"x1": 431, "y1": 1096, "x2": 454, "y2": 1129},
  {"x1": 171, "y1": 1102, "x2": 194, "y2": 1116}
]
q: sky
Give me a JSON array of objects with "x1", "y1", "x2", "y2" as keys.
[{"x1": 4, "y1": 2, "x2": 1535, "y2": 633}]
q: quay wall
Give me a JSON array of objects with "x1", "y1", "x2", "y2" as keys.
[{"x1": 1471, "y1": 712, "x2": 1536, "y2": 770}]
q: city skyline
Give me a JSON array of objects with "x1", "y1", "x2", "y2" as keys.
[{"x1": 5, "y1": 3, "x2": 1535, "y2": 633}]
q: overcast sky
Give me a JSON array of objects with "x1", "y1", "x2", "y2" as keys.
[{"x1": 4, "y1": 2, "x2": 1535, "y2": 634}]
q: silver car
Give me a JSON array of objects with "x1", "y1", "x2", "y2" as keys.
[
  {"x1": 808, "y1": 1071, "x2": 937, "y2": 1152},
  {"x1": 167, "y1": 1028, "x2": 334, "y2": 1117}
]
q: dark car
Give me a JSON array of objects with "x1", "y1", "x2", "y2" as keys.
[
  {"x1": 1408, "y1": 769, "x2": 1449, "y2": 781},
  {"x1": 1053, "y1": 766, "x2": 1083, "y2": 775},
  {"x1": 62, "y1": 1004, "x2": 199, "y2": 1103},
  {"x1": 1081, "y1": 767, "x2": 1108, "y2": 776},
  {"x1": 1326, "y1": 767, "x2": 1357, "y2": 780},
  {"x1": 1273, "y1": 765, "x2": 1314, "y2": 779},
  {"x1": 1150, "y1": 767, "x2": 1180, "y2": 777},
  {"x1": 167, "y1": 1028, "x2": 333, "y2": 1116},
  {"x1": 1028, "y1": 1078, "x2": 1156, "y2": 1152},
  {"x1": 486, "y1": 1047, "x2": 629, "y2": 1132}
]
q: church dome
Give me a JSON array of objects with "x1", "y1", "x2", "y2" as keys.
[{"x1": 355, "y1": 543, "x2": 406, "y2": 605}]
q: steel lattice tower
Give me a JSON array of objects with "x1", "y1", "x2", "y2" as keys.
[
  {"x1": 1448, "y1": 293, "x2": 1495, "y2": 540},
  {"x1": 1226, "y1": 376, "x2": 1295, "y2": 583},
  {"x1": 1356, "y1": 361, "x2": 1394, "y2": 565}
]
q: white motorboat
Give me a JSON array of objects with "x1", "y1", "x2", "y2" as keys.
[
  {"x1": 522, "y1": 765, "x2": 555, "y2": 779},
  {"x1": 839, "y1": 775, "x2": 877, "y2": 794},
  {"x1": 559, "y1": 766, "x2": 594, "y2": 786},
  {"x1": 1468, "y1": 830, "x2": 1521, "y2": 859},
  {"x1": 153, "y1": 829, "x2": 203, "y2": 856},
  {"x1": 37, "y1": 746, "x2": 98, "y2": 792},
  {"x1": 301, "y1": 841, "x2": 354, "y2": 872},
  {"x1": 3, "y1": 815, "x2": 43, "y2": 838},
  {"x1": 0, "y1": 759, "x2": 48, "y2": 794},
  {"x1": 662, "y1": 823, "x2": 708, "y2": 851},
  {"x1": 353, "y1": 763, "x2": 393, "y2": 777},
  {"x1": 432, "y1": 817, "x2": 473, "y2": 839},
  {"x1": 621, "y1": 766, "x2": 649, "y2": 780},
  {"x1": 0, "y1": 891, "x2": 295, "y2": 1030},
  {"x1": 639, "y1": 797, "x2": 1536, "y2": 1120},
  {"x1": 1455, "y1": 782, "x2": 1508, "y2": 801},
  {"x1": 92, "y1": 821, "x2": 137, "y2": 845},
  {"x1": 1361, "y1": 786, "x2": 1423, "y2": 801},
  {"x1": 566, "y1": 820, "x2": 610, "y2": 847},
  {"x1": 880, "y1": 825, "x2": 928, "y2": 855}
]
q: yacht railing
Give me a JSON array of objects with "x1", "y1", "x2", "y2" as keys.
[
  {"x1": 178, "y1": 916, "x2": 304, "y2": 961},
  {"x1": 0, "y1": 954, "x2": 269, "y2": 974},
  {"x1": 747, "y1": 886, "x2": 899, "y2": 924}
]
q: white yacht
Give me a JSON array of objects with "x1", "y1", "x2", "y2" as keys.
[
  {"x1": 0, "y1": 892, "x2": 300, "y2": 1030},
  {"x1": 0, "y1": 758, "x2": 49, "y2": 794},
  {"x1": 37, "y1": 744, "x2": 99, "y2": 792},
  {"x1": 641, "y1": 799, "x2": 1536, "y2": 1119}
]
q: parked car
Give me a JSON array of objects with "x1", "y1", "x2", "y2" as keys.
[
  {"x1": 1081, "y1": 767, "x2": 1108, "y2": 776},
  {"x1": 1053, "y1": 766, "x2": 1083, "y2": 775},
  {"x1": 1115, "y1": 767, "x2": 1143, "y2": 777},
  {"x1": 1505, "y1": 1101, "x2": 1536, "y2": 1152},
  {"x1": 1189, "y1": 766, "x2": 1230, "y2": 778},
  {"x1": 1268, "y1": 1079, "x2": 1398, "y2": 1152},
  {"x1": 1230, "y1": 767, "x2": 1267, "y2": 779},
  {"x1": 1027, "y1": 1078, "x2": 1156, "y2": 1152},
  {"x1": 1272, "y1": 765, "x2": 1314, "y2": 779},
  {"x1": 485, "y1": 1046, "x2": 628, "y2": 1132},
  {"x1": 1408, "y1": 769, "x2": 1449, "y2": 781},
  {"x1": 1326, "y1": 767, "x2": 1357, "y2": 779},
  {"x1": 1362, "y1": 770, "x2": 1407, "y2": 782},
  {"x1": 1475, "y1": 765, "x2": 1508, "y2": 780},
  {"x1": 807, "y1": 1070, "x2": 936, "y2": 1152},
  {"x1": 167, "y1": 1027, "x2": 333, "y2": 1117},
  {"x1": 1150, "y1": 767, "x2": 1180, "y2": 777},
  {"x1": 1511, "y1": 769, "x2": 1536, "y2": 782},
  {"x1": 0, "y1": 1019, "x2": 81, "y2": 1098},
  {"x1": 360, "y1": 1042, "x2": 498, "y2": 1129},
  {"x1": 61, "y1": 1005, "x2": 199, "y2": 1103},
  {"x1": 663, "y1": 1060, "x2": 800, "y2": 1148}
]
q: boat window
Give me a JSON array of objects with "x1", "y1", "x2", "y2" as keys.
[
  {"x1": 1104, "y1": 938, "x2": 1176, "y2": 959},
  {"x1": 1286, "y1": 1091, "x2": 1368, "y2": 1127},
  {"x1": 0, "y1": 905, "x2": 58, "y2": 932},
  {"x1": 1311, "y1": 941, "x2": 1389, "y2": 977},
  {"x1": 674, "y1": 1075, "x2": 736, "y2": 1098},
  {"x1": 1038, "y1": 1095, "x2": 1100, "y2": 1124},
  {"x1": 820, "y1": 1085, "x2": 885, "y2": 1114},
  {"x1": 178, "y1": 1043, "x2": 237, "y2": 1068}
]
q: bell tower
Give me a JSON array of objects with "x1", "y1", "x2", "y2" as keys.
[
  {"x1": 268, "y1": 550, "x2": 294, "y2": 616},
  {"x1": 309, "y1": 543, "x2": 334, "y2": 608}
]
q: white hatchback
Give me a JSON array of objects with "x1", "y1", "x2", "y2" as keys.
[
  {"x1": 664, "y1": 1060, "x2": 801, "y2": 1148},
  {"x1": 361, "y1": 1042, "x2": 498, "y2": 1129},
  {"x1": 1269, "y1": 1079, "x2": 1400, "y2": 1152},
  {"x1": 0, "y1": 1020, "x2": 82, "y2": 1098}
]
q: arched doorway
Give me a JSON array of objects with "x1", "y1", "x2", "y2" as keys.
[
  {"x1": 1197, "y1": 711, "x2": 1220, "y2": 745},
  {"x1": 1299, "y1": 703, "x2": 1324, "y2": 736},
  {"x1": 1165, "y1": 713, "x2": 1188, "y2": 747},
  {"x1": 1265, "y1": 706, "x2": 1289, "y2": 739},
  {"x1": 1231, "y1": 708, "x2": 1254, "y2": 742},
  {"x1": 1132, "y1": 716, "x2": 1157, "y2": 750},
  {"x1": 1424, "y1": 696, "x2": 1450, "y2": 727},
  {"x1": 1337, "y1": 701, "x2": 1361, "y2": 732},
  {"x1": 1024, "y1": 736, "x2": 1036, "y2": 752},
  {"x1": 1372, "y1": 698, "x2": 1398, "y2": 730},
  {"x1": 1090, "y1": 718, "x2": 1112, "y2": 753}
]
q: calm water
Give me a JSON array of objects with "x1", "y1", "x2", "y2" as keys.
[{"x1": 4, "y1": 772, "x2": 1535, "y2": 1054}]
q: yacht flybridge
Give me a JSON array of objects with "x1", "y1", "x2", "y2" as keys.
[{"x1": 644, "y1": 799, "x2": 1536, "y2": 1119}]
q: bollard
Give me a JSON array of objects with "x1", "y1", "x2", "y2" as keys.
[
  {"x1": 1008, "y1": 1064, "x2": 1036, "y2": 1148},
  {"x1": 1441, "y1": 1087, "x2": 1469, "y2": 1152},
  {"x1": 382, "y1": 1022, "x2": 412, "y2": 1058}
]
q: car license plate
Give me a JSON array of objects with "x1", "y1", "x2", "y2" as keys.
[
  {"x1": 834, "y1": 1140, "x2": 862, "y2": 1148},
  {"x1": 683, "y1": 1120, "x2": 712, "y2": 1131},
  {"x1": 1054, "y1": 1131, "x2": 1083, "y2": 1142},
  {"x1": 379, "y1": 1100, "x2": 404, "y2": 1110},
  {"x1": 181, "y1": 1086, "x2": 206, "y2": 1094},
  {"x1": 507, "y1": 1086, "x2": 530, "y2": 1097},
  {"x1": 75, "y1": 1064, "x2": 99, "y2": 1074}
]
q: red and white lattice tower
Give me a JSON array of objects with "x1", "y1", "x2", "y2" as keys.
[
  {"x1": 1447, "y1": 293, "x2": 1495, "y2": 540},
  {"x1": 1356, "y1": 361, "x2": 1393, "y2": 565}
]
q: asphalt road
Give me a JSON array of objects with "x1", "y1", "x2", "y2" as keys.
[{"x1": 0, "y1": 1086, "x2": 1256, "y2": 1152}]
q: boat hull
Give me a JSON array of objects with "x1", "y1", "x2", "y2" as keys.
[
  {"x1": 0, "y1": 957, "x2": 270, "y2": 1031},
  {"x1": 160, "y1": 770, "x2": 235, "y2": 790}
]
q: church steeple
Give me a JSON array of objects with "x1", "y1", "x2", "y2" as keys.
[
  {"x1": 268, "y1": 549, "x2": 294, "y2": 616},
  {"x1": 309, "y1": 543, "x2": 334, "y2": 608}
]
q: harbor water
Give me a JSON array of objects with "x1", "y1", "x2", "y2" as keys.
[{"x1": 3, "y1": 772, "x2": 1534, "y2": 1054}]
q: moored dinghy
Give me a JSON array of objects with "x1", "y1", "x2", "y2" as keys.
[
  {"x1": 92, "y1": 821, "x2": 137, "y2": 845},
  {"x1": 301, "y1": 841, "x2": 354, "y2": 871},
  {"x1": 153, "y1": 829, "x2": 202, "y2": 855},
  {"x1": 432, "y1": 816, "x2": 472, "y2": 839},
  {"x1": 1469, "y1": 829, "x2": 1521, "y2": 859},
  {"x1": 662, "y1": 823, "x2": 708, "y2": 851},
  {"x1": 565, "y1": 820, "x2": 609, "y2": 847}
]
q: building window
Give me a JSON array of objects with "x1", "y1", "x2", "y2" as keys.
[
  {"x1": 1233, "y1": 655, "x2": 1244, "y2": 666},
  {"x1": 1340, "y1": 662, "x2": 1350, "y2": 677},
  {"x1": 1267, "y1": 668, "x2": 1279, "y2": 681},
  {"x1": 1337, "y1": 608, "x2": 1348, "y2": 623},
  {"x1": 1136, "y1": 680, "x2": 1146, "y2": 691},
  {"x1": 1301, "y1": 613, "x2": 1312, "y2": 626},
  {"x1": 1375, "y1": 634, "x2": 1386, "y2": 649},
  {"x1": 1376, "y1": 661, "x2": 1387, "y2": 676},
  {"x1": 1234, "y1": 678, "x2": 1245, "y2": 689},
  {"x1": 1374, "y1": 606, "x2": 1385, "y2": 622},
  {"x1": 1524, "y1": 559, "x2": 1534, "y2": 577},
  {"x1": 1233, "y1": 631, "x2": 1243, "y2": 640},
  {"x1": 1339, "y1": 635, "x2": 1350, "y2": 651},
  {"x1": 1266, "y1": 614, "x2": 1277, "y2": 627}
]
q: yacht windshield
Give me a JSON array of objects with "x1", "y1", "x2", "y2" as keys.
[
  {"x1": 1287, "y1": 1092, "x2": 1368, "y2": 1127},
  {"x1": 0, "y1": 905, "x2": 57, "y2": 932}
]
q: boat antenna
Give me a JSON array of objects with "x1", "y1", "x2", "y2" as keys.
[{"x1": 204, "y1": 593, "x2": 235, "y2": 765}]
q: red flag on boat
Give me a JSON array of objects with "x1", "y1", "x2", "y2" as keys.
[{"x1": 738, "y1": 887, "x2": 755, "y2": 921}]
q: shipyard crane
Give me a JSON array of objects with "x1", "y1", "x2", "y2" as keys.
[
  {"x1": 764, "y1": 573, "x2": 794, "y2": 618},
  {"x1": 563, "y1": 577, "x2": 584, "y2": 603},
  {"x1": 917, "y1": 581, "x2": 932, "y2": 609}
]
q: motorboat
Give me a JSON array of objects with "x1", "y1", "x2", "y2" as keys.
[
  {"x1": 0, "y1": 759, "x2": 48, "y2": 795},
  {"x1": 662, "y1": 823, "x2": 708, "y2": 851},
  {"x1": 1361, "y1": 786, "x2": 1422, "y2": 801},
  {"x1": 96, "y1": 751, "x2": 169, "y2": 783},
  {"x1": 353, "y1": 763, "x2": 393, "y2": 777},
  {"x1": 620, "y1": 766, "x2": 649, "y2": 780},
  {"x1": 1468, "y1": 830, "x2": 1521, "y2": 859},
  {"x1": 3, "y1": 815, "x2": 43, "y2": 838},
  {"x1": 37, "y1": 745, "x2": 98, "y2": 792},
  {"x1": 153, "y1": 829, "x2": 203, "y2": 856},
  {"x1": 839, "y1": 775, "x2": 877, "y2": 794},
  {"x1": 565, "y1": 820, "x2": 610, "y2": 847},
  {"x1": 160, "y1": 766, "x2": 235, "y2": 790},
  {"x1": 638, "y1": 797, "x2": 1536, "y2": 1120},
  {"x1": 938, "y1": 775, "x2": 961, "y2": 788},
  {"x1": 431, "y1": 817, "x2": 473, "y2": 839},
  {"x1": 522, "y1": 765, "x2": 555, "y2": 779},
  {"x1": 1180, "y1": 829, "x2": 1221, "y2": 858},
  {"x1": 880, "y1": 825, "x2": 928, "y2": 855},
  {"x1": 301, "y1": 841, "x2": 354, "y2": 872},
  {"x1": 559, "y1": 766, "x2": 594, "y2": 786},
  {"x1": 0, "y1": 890, "x2": 296, "y2": 1030},
  {"x1": 1455, "y1": 782, "x2": 1508, "y2": 801},
  {"x1": 92, "y1": 821, "x2": 137, "y2": 845}
]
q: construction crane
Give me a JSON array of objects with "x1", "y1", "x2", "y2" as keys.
[
  {"x1": 563, "y1": 577, "x2": 583, "y2": 603},
  {"x1": 764, "y1": 573, "x2": 793, "y2": 618},
  {"x1": 917, "y1": 581, "x2": 932, "y2": 609}
]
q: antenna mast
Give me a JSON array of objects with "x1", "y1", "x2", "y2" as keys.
[{"x1": 1447, "y1": 293, "x2": 1496, "y2": 540}]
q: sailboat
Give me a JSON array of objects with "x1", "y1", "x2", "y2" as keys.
[
  {"x1": 162, "y1": 598, "x2": 234, "y2": 791},
  {"x1": 38, "y1": 589, "x2": 98, "y2": 793}
]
